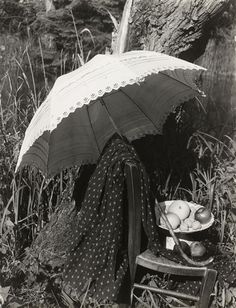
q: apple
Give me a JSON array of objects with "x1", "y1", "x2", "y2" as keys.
[
  {"x1": 190, "y1": 241, "x2": 206, "y2": 257},
  {"x1": 194, "y1": 207, "x2": 212, "y2": 224}
]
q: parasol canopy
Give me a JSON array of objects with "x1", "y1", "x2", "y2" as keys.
[{"x1": 16, "y1": 50, "x2": 206, "y2": 177}]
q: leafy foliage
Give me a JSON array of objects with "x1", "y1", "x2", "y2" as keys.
[{"x1": 0, "y1": 0, "x2": 37, "y2": 35}]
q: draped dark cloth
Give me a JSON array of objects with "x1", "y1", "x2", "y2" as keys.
[
  {"x1": 63, "y1": 134, "x2": 236, "y2": 302},
  {"x1": 62, "y1": 135, "x2": 176, "y2": 301}
]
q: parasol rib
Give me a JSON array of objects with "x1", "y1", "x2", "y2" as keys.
[
  {"x1": 86, "y1": 105, "x2": 101, "y2": 154},
  {"x1": 119, "y1": 88, "x2": 160, "y2": 132},
  {"x1": 160, "y1": 71, "x2": 202, "y2": 95},
  {"x1": 99, "y1": 98, "x2": 123, "y2": 137}
]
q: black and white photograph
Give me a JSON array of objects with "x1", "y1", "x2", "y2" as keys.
[{"x1": 0, "y1": 0, "x2": 236, "y2": 307}]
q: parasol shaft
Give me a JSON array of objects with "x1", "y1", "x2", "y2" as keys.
[{"x1": 119, "y1": 88, "x2": 159, "y2": 132}]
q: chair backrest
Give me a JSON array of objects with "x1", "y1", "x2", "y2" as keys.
[{"x1": 125, "y1": 162, "x2": 142, "y2": 286}]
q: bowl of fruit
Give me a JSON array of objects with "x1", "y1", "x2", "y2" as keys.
[{"x1": 156, "y1": 200, "x2": 214, "y2": 233}]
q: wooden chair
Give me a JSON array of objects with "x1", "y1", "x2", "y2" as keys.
[{"x1": 125, "y1": 162, "x2": 217, "y2": 308}]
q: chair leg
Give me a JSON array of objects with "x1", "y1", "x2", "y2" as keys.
[
  {"x1": 198, "y1": 269, "x2": 217, "y2": 308},
  {"x1": 130, "y1": 287, "x2": 134, "y2": 307}
]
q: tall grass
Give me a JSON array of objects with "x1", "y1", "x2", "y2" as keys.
[
  {"x1": 0, "y1": 13, "x2": 95, "y2": 244},
  {"x1": 0, "y1": 30, "x2": 236, "y2": 307},
  {"x1": 0, "y1": 24, "x2": 95, "y2": 305},
  {"x1": 0, "y1": 37, "x2": 47, "y2": 219},
  {"x1": 184, "y1": 131, "x2": 236, "y2": 244}
]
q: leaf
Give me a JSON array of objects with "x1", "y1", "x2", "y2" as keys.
[
  {"x1": 225, "y1": 287, "x2": 236, "y2": 306},
  {"x1": 106, "y1": 9, "x2": 119, "y2": 30},
  {"x1": 5, "y1": 217, "x2": 14, "y2": 229},
  {"x1": 149, "y1": 279, "x2": 158, "y2": 288},
  {"x1": 0, "y1": 246, "x2": 7, "y2": 254},
  {"x1": 0, "y1": 286, "x2": 10, "y2": 303},
  {"x1": 7, "y1": 302, "x2": 22, "y2": 308},
  {"x1": 80, "y1": 28, "x2": 95, "y2": 46},
  {"x1": 229, "y1": 287, "x2": 236, "y2": 298}
]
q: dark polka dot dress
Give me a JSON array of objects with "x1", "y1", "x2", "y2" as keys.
[
  {"x1": 63, "y1": 136, "x2": 141, "y2": 301},
  {"x1": 62, "y1": 134, "x2": 178, "y2": 301}
]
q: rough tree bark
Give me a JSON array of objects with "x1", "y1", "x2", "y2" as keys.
[
  {"x1": 128, "y1": 0, "x2": 231, "y2": 57},
  {"x1": 128, "y1": 0, "x2": 236, "y2": 136},
  {"x1": 26, "y1": 0, "x2": 236, "y2": 273}
]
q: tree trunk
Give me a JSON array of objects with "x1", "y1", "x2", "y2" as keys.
[
  {"x1": 196, "y1": 10, "x2": 236, "y2": 136},
  {"x1": 128, "y1": 0, "x2": 236, "y2": 136},
  {"x1": 24, "y1": 0, "x2": 236, "y2": 278},
  {"x1": 128, "y1": 0, "x2": 231, "y2": 58}
]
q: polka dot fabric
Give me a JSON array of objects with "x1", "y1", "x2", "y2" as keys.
[
  {"x1": 62, "y1": 135, "x2": 173, "y2": 301},
  {"x1": 62, "y1": 136, "x2": 139, "y2": 301},
  {"x1": 62, "y1": 135, "x2": 236, "y2": 302}
]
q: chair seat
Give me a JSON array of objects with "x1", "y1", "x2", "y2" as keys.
[
  {"x1": 136, "y1": 249, "x2": 207, "y2": 277},
  {"x1": 133, "y1": 249, "x2": 217, "y2": 307}
]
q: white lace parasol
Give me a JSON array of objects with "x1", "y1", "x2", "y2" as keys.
[{"x1": 16, "y1": 50, "x2": 206, "y2": 176}]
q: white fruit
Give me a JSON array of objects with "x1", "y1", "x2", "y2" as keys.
[
  {"x1": 179, "y1": 222, "x2": 189, "y2": 232},
  {"x1": 184, "y1": 217, "x2": 194, "y2": 228},
  {"x1": 160, "y1": 213, "x2": 181, "y2": 230},
  {"x1": 192, "y1": 220, "x2": 202, "y2": 230},
  {"x1": 168, "y1": 200, "x2": 190, "y2": 220}
]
